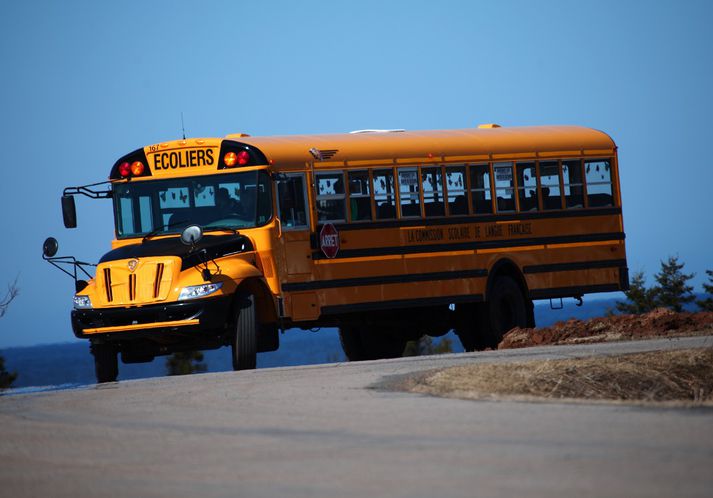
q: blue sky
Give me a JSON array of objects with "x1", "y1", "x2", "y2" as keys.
[{"x1": 1, "y1": 0, "x2": 711, "y2": 347}]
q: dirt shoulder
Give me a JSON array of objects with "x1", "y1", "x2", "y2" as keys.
[
  {"x1": 499, "y1": 308, "x2": 713, "y2": 349},
  {"x1": 403, "y1": 309, "x2": 713, "y2": 405}
]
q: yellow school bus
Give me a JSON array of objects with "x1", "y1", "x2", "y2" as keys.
[{"x1": 44, "y1": 124, "x2": 628, "y2": 382}]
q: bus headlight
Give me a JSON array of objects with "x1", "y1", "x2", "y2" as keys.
[
  {"x1": 178, "y1": 282, "x2": 223, "y2": 301},
  {"x1": 73, "y1": 295, "x2": 92, "y2": 309}
]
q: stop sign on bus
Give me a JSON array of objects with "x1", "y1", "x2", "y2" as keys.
[{"x1": 320, "y1": 223, "x2": 340, "y2": 259}]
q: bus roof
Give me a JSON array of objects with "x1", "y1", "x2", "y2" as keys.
[{"x1": 237, "y1": 125, "x2": 616, "y2": 168}]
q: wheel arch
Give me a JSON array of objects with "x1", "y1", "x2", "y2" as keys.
[
  {"x1": 486, "y1": 258, "x2": 530, "y2": 301},
  {"x1": 234, "y1": 277, "x2": 278, "y2": 325}
]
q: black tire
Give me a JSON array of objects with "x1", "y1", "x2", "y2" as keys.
[
  {"x1": 487, "y1": 276, "x2": 528, "y2": 347},
  {"x1": 339, "y1": 326, "x2": 367, "y2": 361},
  {"x1": 91, "y1": 342, "x2": 118, "y2": 383},
  {"x1": 231, "y1": 294, "x2": 257, "y2": 370},
  {"x1": 338, "y1": 326, "x2": 407, "y2": 361}
]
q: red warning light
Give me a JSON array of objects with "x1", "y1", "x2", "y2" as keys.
[
  {"x1": 237, "y1": 150, "x2": 250, "y2": 165},
  {"x1": 118, "y1": 162, "x2": 131, "y2": 177}
]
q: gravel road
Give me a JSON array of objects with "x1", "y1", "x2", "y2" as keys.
[{"x1": 1, "y1": 335, "x2": 712, "y2": 498}]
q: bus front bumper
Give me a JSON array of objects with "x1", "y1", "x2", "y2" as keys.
[{"x1": 71, "y1": 296, "x2": 233, "y2": 339}]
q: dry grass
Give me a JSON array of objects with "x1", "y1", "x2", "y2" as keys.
[{"x1": 408, "y1": 348, "x2": 713, "y2": 405}]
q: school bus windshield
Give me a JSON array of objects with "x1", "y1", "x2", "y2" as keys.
[{"x1": 113, "y1": 170, "x2": 273, "y2": 238}]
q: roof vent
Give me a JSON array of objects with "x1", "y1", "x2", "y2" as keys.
[
  {"x1": 309, "y1": 148, "x2": 339, "y2": 161},
  {"x1": 477, "y1": 124, "x2": 501, "y2": 129},
  {"x1": 225, "y1": 132, "x2": 251, "y2": 139},
  {"x1": 349, "y1": 129, "x2": 405, "y2": 134}
]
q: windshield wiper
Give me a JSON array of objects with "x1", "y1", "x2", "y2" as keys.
[
  {"x1": 142, "y1": 219, "x2": 188, "y2": 243},
  {"x1": 202, "y1": 225, "x2": 240, "y2": 235}
]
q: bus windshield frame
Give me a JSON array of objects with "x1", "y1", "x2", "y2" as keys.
[{"x1": 112, "y1": 170, "x2": 273, "y2": 239}]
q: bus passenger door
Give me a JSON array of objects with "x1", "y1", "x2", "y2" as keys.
[
  {"x1": 276, "y1": 173, "x2": 318, "y2": 320},
  {"x1": 276, "y1": 173, "x2": 312, "y2": 275}
]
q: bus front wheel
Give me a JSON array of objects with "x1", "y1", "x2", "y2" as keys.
[
  {"x1": 90, "y1": 342, "x2": 118, "y2": 383},
  {"x1": 231, "y1": 294, "x2": 257, "y2": 371}
]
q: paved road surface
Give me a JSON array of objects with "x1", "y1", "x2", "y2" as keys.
[{"x1": 1, "y1": 336, "x2": 712, "y2": 498}]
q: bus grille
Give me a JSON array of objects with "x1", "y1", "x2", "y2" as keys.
[{"x1": 98, "y1": 258, "x2": 177, "y2": 305}]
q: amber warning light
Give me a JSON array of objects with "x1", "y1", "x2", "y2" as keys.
[
  {"x1": 224, "y1": 150, "x2": 250, "y2": 167},
  {"x1": 118, "y1": 161, "x2": 145, "y2": 178}
]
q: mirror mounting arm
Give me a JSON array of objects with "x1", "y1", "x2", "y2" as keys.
[
  {"x1": 62, "y1": 180, "x2": 113, "y2": 199},
  {"x1": 42, "y1": 237, "x2": 95, "y2": 291}
]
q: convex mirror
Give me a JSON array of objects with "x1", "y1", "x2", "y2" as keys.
[
  {"x1": 43, "y1": 237, "x2": 59, "y2": 258},
  {"x1": 180, "y1": 225, "x2": 203, "y2": 246}
]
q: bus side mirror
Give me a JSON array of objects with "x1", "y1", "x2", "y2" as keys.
[
  {"x1": 43, "y1": 237, "x2": 59, "y2": 258},
  {"x1": 62, "y1": 195, "x2": 77, "y2": 228}
]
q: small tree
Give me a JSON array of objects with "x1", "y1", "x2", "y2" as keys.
[
  {"x1": 615, "y1": 271, "x2": 657, "y2": 314},
  {"x1": 0, "y1": 277, "x2": 19, "y2": 318},
  {"x1": 0, "y1": 356, "x2": 18, "y2": 389},
  {"x1": 653, "y1": 255, "x2": 695, "y2": 312},
  {"x1": 697, "y1": 270, "x2": 713, "y2": 311},
  {"x1": 166, "y1": 351, "x2": 207, "y2": 376}
]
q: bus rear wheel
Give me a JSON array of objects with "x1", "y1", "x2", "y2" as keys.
[
  {"x1": 487, "y1": 276, "x2": 528, "y2": 347},
  {"x1": 231, "y1": 294, "x2": 257, "y2": 371},
  {"x1": 90, "y1": 342, "x2": 118, "y2": 383},
  {"x1": 338, "y1": 326, "x2": 407, "y2": 361}
]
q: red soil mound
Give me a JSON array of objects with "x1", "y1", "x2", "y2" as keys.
[{"x1": 499, "y1": 308, "x2": 713, "y2": 349}]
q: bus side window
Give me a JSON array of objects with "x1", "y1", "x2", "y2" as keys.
[
  {"x1": 494, "y1": 162, "x2": 515, "y2": 213},
  {"x1": 539, "y1": 161, "x2": 562, "y2": 210},
  {"x1": 470, "y1": 164, "x2": 492, "y2": 214},
  {"x1": 277, "y1": 174, "x2": 309, "y2": 229},
  {"x1": 446, "y1": 165, "x2": 467, "y2": 215},
  {"x1": 562, "y1": 159, "x2": 584, "y2": 209},
  {"x1": 398, "y1": 167, "x2": 421, "y2": 218},
  {"x1": 373, "y1": 169, "x2": 396, "y2": 219},
  {"x1": 422, "y1": 167, "x2": 445, "y2": 217},
  {"x1": 585, "y1": 159, "x2": 614, "y2": 207},
  {"x1": 316, "y1": 172, "x2": 346, "y2": 222},
  {"x1": 348, "y1": 170, "x2": 372, "y2": 221},
  {"x1": 516, "y1": 162, "x2": 537, "y2": 211}
]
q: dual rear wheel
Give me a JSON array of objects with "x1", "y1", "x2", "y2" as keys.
[{"x1": 456, "y1": 276, "x2": 532, "y2": 351}]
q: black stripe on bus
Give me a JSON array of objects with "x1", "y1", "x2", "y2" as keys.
[
  {"x1": 523, "y1": 259, "x2": 628, "y2": 274},
  {"x1": 320, "y1": 294, "x2": 484, "y2": 315},
  {"x1": 282, "y1": 268, "x2": 488, "y2": 292},
  {"x1": 529, "y1": 284, "x2": 622, "y2": 300},
  {"x1": 312, "y1": 232, "x2": 625, "y2": 261},
  {"x1": 330, "y1": 207, "x2": 622, "y2": 232}
]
